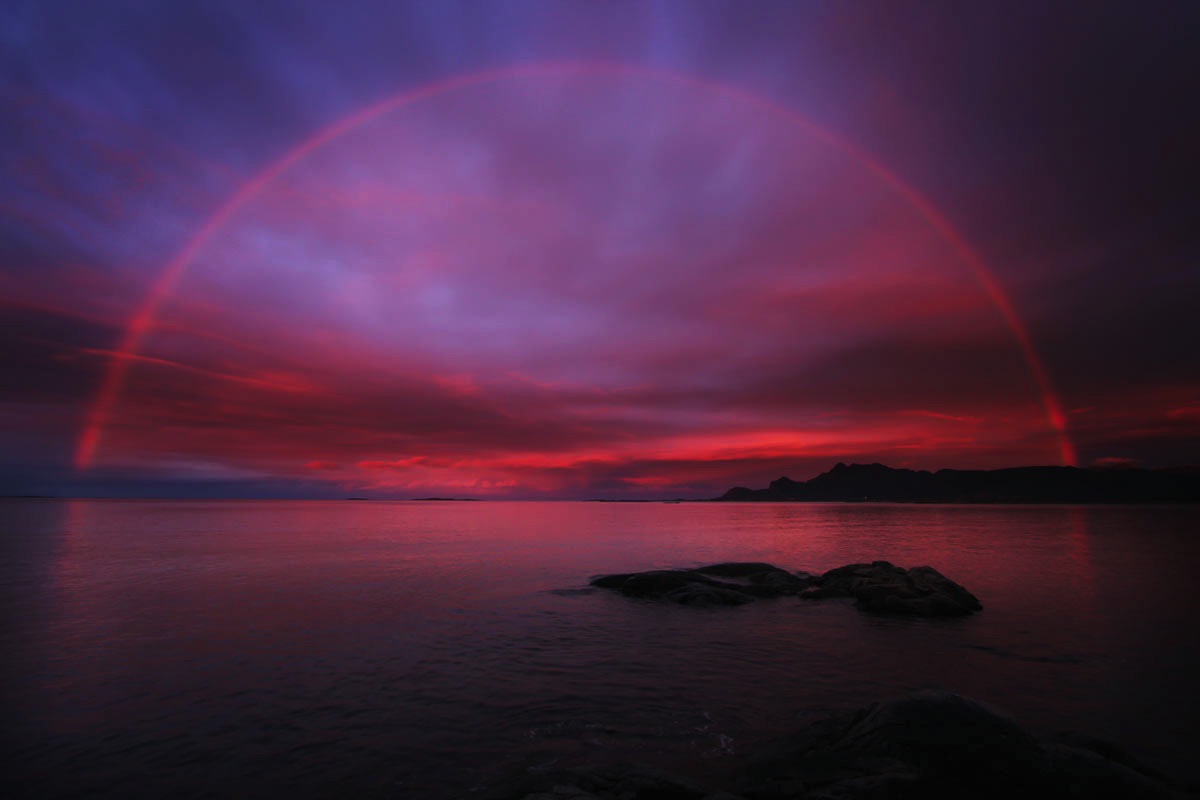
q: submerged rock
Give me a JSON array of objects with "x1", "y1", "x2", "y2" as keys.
[
  {"x1": 485, "y1": 691, "x2": 1189, "y2": 800},
  {"x1": 588, "y1": 560, "x2": 978, "y2": 616},
  {"x1": 801, "y1": 560, "x2": 982, "y2": 616}
]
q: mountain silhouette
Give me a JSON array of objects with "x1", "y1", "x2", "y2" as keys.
[{"x1": 717, "y1": 462, "x2": 1200, "y2": 503}]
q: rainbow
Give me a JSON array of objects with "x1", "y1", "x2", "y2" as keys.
[{"x1": 75, "y1": 61, "x2": 1076, "y2": 469}]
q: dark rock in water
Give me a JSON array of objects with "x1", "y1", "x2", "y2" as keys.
[
  {"x1": 592, "y1": 570, "x2": 754, "y2": 605},
  {"x1": 667, "y1": 582, "x2": 757, "y2": 607},
  {"x1": 588, "y1": 561, "x2": 976, "y2": 615},
  {"x1": 733, "y1": 690, "x2": 1184, "y2": 799},
  {"x1": 603, "y1": 569, "x2": 713, "y2": 596},
  {"x1": 699, "y1": 562, "x2": 816, "y2": 597},
  {"x1": 590, "y1": 569, "x2": 751, "y2": 606},
  {"x1": 801, "y1": 560, "x2": 982, "y2": 616},
  {"x1": 486, "y1": 691, "x2": 1188, "y2": 799},
  {"x1": 589, "y1": 563, "x2": 816, "y2": 606}
]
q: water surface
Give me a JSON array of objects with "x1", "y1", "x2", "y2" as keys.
[{"x1": 3, "y1": 500, "x2": 1197, "y2": 797}]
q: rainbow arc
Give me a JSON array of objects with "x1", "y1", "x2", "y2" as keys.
[{"x1": 75, "y1": 62, "x2": 1075, "y2": 470}]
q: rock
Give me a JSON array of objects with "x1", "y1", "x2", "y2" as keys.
[
  {"x1": 484, "y1": 692, "x2": 1188, "y2": 799},
  {"x1": 829, "y1": 691, "x2": 1047, "y2": 782},
  {"x1": 665, "y1": 583, "x2": 756, "y2": 606},
  {"x1": 618, "y1": 570, "x2": 720, "y2": 597},
  {"x1": 1042, "y1": 740, "x2": 1177, "y2": 799},
  {"x1": 733, "y1": 691, "x2": 1183, "y2": 799},
  {"x1": 589, "y1": 564, "x2": 816, "y2": 606},
  {"x1": 698, "y1": 563, "x2": 815, "y2": 597},
  {"x1": 589, "y1": 561, "x2": 975, "y2": 615},
  {"x1": 801, "y1": 561, "x2": 982, "y2": 616},
  {"x1": 589, "y1": 568, "x2": 755, "y2": 605}
]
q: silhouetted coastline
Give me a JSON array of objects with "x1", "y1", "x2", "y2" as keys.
[{"x1": 716, "y1": 462, "x2": 1200, "y2": 504}]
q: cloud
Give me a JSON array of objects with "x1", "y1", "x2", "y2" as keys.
[{"x1": 1, "y1": 2, "x2": 1196, "y2": 495}]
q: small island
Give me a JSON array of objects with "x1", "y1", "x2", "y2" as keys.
[{"x1": 715, "y1": 462, "x2": 1200, "y2": 503}]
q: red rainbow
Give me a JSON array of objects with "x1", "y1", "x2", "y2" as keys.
[{"x1": 75, "y1": 61, "x2": 1076, "y2": 470}]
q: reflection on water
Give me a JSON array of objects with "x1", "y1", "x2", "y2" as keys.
[{"x1": 2, "y1": 500, "x2": 1197, "y2": 798}]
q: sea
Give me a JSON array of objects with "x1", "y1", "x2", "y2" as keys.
[{"x1": 2, "y1": 499, "x2": 1198, "y2": 798}]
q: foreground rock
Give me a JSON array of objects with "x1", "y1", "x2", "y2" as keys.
[
  {"x1": 484, "y1": 691, "x2": 1191, "y2": 799},
  {"x1": 731, "y1": 690, "x2": 1187, "y2": 800},
  {"x1": 589, "y1": 561, "x2": 980, "y2": 616}
]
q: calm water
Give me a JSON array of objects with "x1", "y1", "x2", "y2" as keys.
[{"x1": 2, "y1": 500, "x2": 1198, "y2": 798}]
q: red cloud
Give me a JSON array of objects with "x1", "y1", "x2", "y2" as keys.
[{"x1": 51, "y1": 73, "x2": 1095, "y2": 495}]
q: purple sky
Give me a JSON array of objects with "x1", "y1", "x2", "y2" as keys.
[{"x1": 2, "y1": 1, "x2": 1197, "y2": 498}]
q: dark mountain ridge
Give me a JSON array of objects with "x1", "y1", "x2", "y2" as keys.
[{"x1": 717, "y1": 462, "x2": 1200, "y2": 503}]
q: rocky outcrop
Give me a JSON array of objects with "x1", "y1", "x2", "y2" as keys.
[
  {"x1": 589, "y1": 561, "x2": 980, "y2": 616},
  {"x1": 800, "y1": 560, "x2": 983, "y2": 616},
  {"x1": 485, "y1": 691, "x2": 1190, "y2": 799},
  {"x1": 729, "y1": 690, "x2": 1185, "y2": 799},
  {"x1": 589, "y1": 562, "x2": 815, "y2": 606}
]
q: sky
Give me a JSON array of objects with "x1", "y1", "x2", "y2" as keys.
[{"x1": 1, "y1": 0, "x2": 1197, "y2": 499}]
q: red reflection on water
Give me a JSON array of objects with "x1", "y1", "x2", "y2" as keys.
[{"x1": 1067, "y1": 506, "x2": 1097, "y2": 608}]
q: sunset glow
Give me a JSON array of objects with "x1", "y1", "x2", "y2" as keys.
[
  {"x1": 75, "y1": 66, "x2": 1067, "y2": 496},
  {"x1": 3, "y1": 4, "x2": 1196, "y2": 497}
]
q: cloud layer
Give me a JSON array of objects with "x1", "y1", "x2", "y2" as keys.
[{"x1": 2, "y1": 2, "x2": 1197, "y2": 497}]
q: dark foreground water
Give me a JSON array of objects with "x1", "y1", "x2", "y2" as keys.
[{"x1": 2, "y1": 500, "x2": 1198, "y2": 798}]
